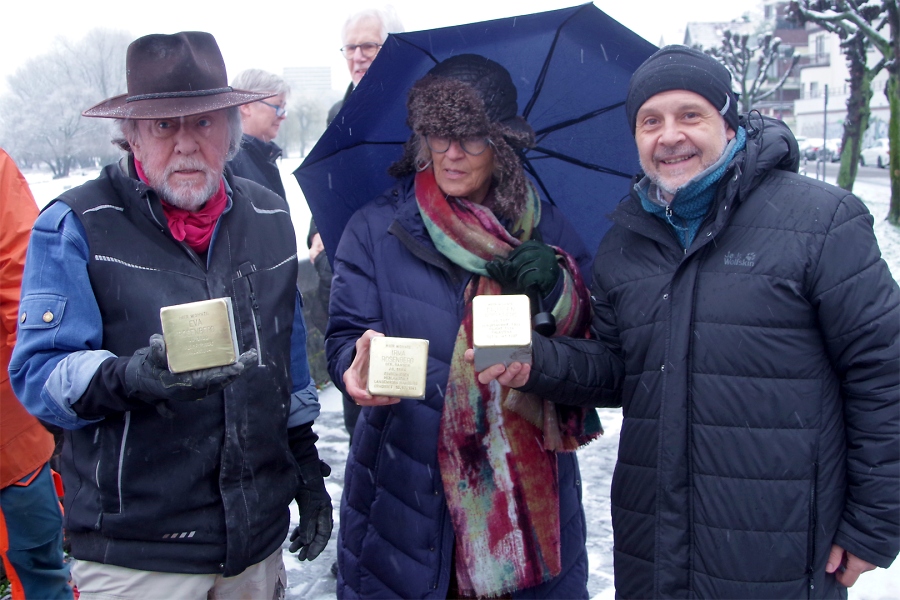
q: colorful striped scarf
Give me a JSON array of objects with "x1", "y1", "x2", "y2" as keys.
[{"x1": 416, "y1": 169, "x2": 599, "y2": 597}]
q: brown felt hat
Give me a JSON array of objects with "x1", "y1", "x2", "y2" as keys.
[{"x1": 82, "y1": 31, "x2": 273, "y2": 120}]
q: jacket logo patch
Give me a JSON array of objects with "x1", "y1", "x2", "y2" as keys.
[
  {"x1": 162, "y1": 531, "x2": 196, "y2": 539},
  {"x1": 724, "y1": 252, "x2": 756, "y2": 268}
]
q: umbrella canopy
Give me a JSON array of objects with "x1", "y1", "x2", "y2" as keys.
[{"x1": 295, "y1": 3, "x2": 657, "y2": 261}]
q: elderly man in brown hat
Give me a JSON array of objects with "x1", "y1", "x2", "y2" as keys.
[{"x1": 9, "y1": 31, "x2": 332, "y2": 597}]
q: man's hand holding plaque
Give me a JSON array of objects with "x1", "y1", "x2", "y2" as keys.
[
  {"x1": 472, "y1": 295, "x2": 534, "y2": 372},
  {"x1": 125, "y1": 333, "x2": 257, "y2": 403},
  {"x1": 466, "y1": 348, "x2": 532, "y2": 388},
  {"x1": 466, "y1": 296, "x2": 533, "y2": 386}
]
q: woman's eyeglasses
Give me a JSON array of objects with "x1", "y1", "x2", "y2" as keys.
[{"x1": 425, "y1": 135, "x2": 492, "y2": 156}]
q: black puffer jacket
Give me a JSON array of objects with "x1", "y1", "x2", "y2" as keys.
[{"x1": 521, "y1": 116, "x2": 900, "y2": 598}]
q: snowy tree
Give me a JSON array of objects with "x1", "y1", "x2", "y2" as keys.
[
  {"x1": 0, "y1": 29, "x2": 130, "y2": 177},
  {"x1": 277, "y1": 95, "x2": 328, "y2": 158},
  {"x1": 705, "y1": 30, "x2": 801, "y2": 114},
  {"x1": 791, "y1": 1, "x2": 888, "y2": 194},
  {"x1": 792, "y1": 0, "x2": 899, "y2": 224}
]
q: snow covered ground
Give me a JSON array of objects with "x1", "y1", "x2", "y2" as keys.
[{"x1": 21, "y1": 159, "x2": 899, "y2": 599}]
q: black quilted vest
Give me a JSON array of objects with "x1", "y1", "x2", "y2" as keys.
[{"x1": 57, "y1": 160, "x2": 299, "y2": 576}]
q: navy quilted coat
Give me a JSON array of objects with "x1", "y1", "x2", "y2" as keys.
[
  {"x1": 520, "y1": 116, "x2": 900, "y2": 598},
  {"x1": 326, "y1": 176, "x2": 594, "y2": 599}
]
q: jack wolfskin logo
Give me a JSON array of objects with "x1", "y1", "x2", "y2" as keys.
[{"x1": 724, "y1": 251, "x2": 756, "y2": 267}]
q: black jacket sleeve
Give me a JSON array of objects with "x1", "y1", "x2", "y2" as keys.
[
  {"x1": 814, "y1": 194, "x2": 900, "y2": 568},
  {"x1": 72, "y1": 356, "x2": 155, "y2": 419},
  {"x1": 518, "y1": 252, "x2": 625, "y2": 406},
  {"x1": 287, "y1": 421, "x2": 321, "y2": 468}
]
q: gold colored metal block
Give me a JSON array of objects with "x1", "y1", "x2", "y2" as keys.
[
  {"x1": 472, "y1": 294, "x2": 533, "y2": 372},
  {"x1": 159, "y1": 298, "x2": 239, "y2": 373},
  {"x1": 367, "y1": 336, "x2": 429, "y2": 399}
]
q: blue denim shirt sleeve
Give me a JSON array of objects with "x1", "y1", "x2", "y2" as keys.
[
  {"x1": 8, "y1": 201, "x2": 110, "y2": 429},
  {"x1": 287, "y1": 289, "x2": 319, "y2": 427}
]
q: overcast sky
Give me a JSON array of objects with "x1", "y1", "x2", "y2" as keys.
[{"x1": 2, "y1": 0, "x2": 763, "y2": 95}]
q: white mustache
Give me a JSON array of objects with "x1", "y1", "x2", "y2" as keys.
[{"x1": 164, "y1": 159, "x2": 213, "y2": 179}]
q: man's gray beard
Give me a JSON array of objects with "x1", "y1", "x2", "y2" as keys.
[
  {"x1": 157, "y1": 178, "x2": 219, "y2": 211},
  {"x1": 641, "y1": 162, "x2": 679, "y2": 197},
  {"x1": 146, "y1": 160, "x2": 220, "y2": 211}
]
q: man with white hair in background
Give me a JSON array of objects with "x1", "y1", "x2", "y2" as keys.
[
  {"x1": 327, "y1": 7, "x2": 404, "y2": 124},
  {"x1": 229, "y1": 69, "x2": 290, "y2": 200},
  {"x1": 308, "y1": 7, "x2": 404, "y2": 445},
  {"x1": 10, "y1": 31, "x2": 332, "y2": 597}
]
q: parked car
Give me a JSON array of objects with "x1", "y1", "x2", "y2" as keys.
[
  {"x1": 860, "y1": 138, "x2": 890, "y2": 168},
  {"x1": 800, "y1": 137, "x2": 823, "y2": 160},
  {"x1": 799, "y1": 137, "x2": 841, "y2": 162},
  {"x1": 825, "y1": 138, "x2": 842, "y2": 163}
]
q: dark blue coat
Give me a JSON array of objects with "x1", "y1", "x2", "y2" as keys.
[{"x1": 326, "y1": 176, "x2": 594, "y2": 599}]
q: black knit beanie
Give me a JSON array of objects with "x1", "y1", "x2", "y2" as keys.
[{"x1": 625, "y1": 45, "x2": 738, "y2": 135}]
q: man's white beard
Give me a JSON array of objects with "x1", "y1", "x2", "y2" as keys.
[{"x1": 147, "y1": 158, "x2": 221, "y2": 211}]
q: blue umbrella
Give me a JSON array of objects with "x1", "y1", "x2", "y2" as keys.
[{"x1": 294, "y1": 3, "x2": 657, "y2": 260}]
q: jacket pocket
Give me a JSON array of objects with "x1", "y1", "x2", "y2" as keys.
[
  {"x1": 96, "y1": 415, "x2": 131, "y2": 517},
  {"x1": 233, "y1": 262, "x2": 264, "y2": 366},
  {"x1": 17, "y1": 294, "x2": 66, "y2": 340}
]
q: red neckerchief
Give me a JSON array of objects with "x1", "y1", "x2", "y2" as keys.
[{"x1": 134, "y1": 159, "x2": 227, "y2": 253}]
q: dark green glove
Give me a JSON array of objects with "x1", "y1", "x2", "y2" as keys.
[
  {"x1": 289, "y1": 459, "x2": 334, "y2": 561},
  {"x1": 124, "y1": 334, "x2": 257, "y2": 403},
  {"x1": 485, "y1": 240, "x2": 561, "y2": 296}
]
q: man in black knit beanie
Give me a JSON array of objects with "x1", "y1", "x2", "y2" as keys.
[{"x1": 475, "y1": 44, "x2": 900, "y2": 599}]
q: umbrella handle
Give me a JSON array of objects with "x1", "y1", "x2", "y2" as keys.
[{"x1": 530, "y1": 286, "x2": 557, "y2": 337}]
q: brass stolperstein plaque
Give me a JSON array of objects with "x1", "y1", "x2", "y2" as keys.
[
  {"x1": 472, "y1": 294, "x2": 533, "y2": 372},
  {"x1": 367, "y1": 336, "x2": 429, "y2": 399},
  {"x1": 159, "y1": 298, "x2": 240, "y2": 373}
]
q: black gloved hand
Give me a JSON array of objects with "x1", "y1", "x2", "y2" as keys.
[
  {"x1": 124, "y1": 334, "x2": 257, "y2": 403},
  {"x1": 289, "y1": 459, "x2": 334, "y2": 561},
  {"x1": 485, "y1": 240, "x2": 561, "y2": 297}
]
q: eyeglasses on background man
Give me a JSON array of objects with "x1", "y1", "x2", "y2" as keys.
[{"x1": 340, "y1": 42, "x2": 383, "y2": 59}]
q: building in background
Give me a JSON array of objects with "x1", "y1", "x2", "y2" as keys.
[
  {"x1": 794, "y1": 22, "x2": 890, "y2": 144},
  {"x1": 684, "y1": 0, "x2": 807, "y2": 131},
  {"x1": 684, "y1": 0, "x2": 888, "y2": 148},
  {"x1": 283, "y1": 67, "x2": 333, "y2": 97},
  {"x1": 683, "y1": 19, "x2": 756, "y2": 50},
  {"x1": 752, "y1": 0, "x2": 807, "y2": 127}
]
